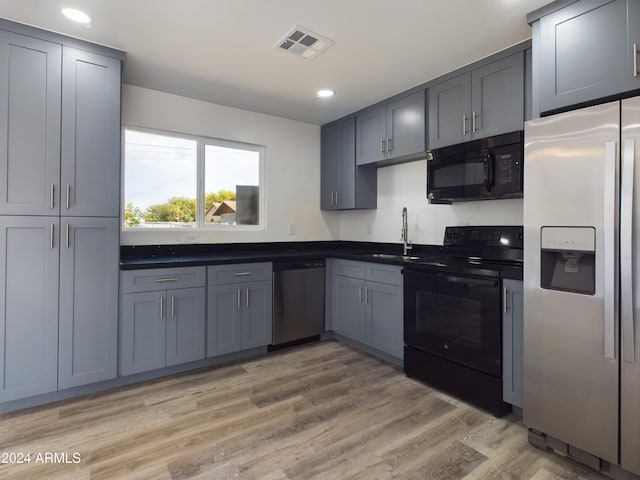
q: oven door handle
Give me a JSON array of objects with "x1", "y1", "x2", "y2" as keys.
[{"x1": 404, "y1": 269, "x2": 499, "y2": 287}]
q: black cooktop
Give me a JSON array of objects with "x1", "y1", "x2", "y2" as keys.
[{"x1": 406, "y1": 226, "x2": 523, "y2": 279}]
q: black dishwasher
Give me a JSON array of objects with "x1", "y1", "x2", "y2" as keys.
[{"x1": 271, "y1": 259, "x2": 325, "y2": 349}]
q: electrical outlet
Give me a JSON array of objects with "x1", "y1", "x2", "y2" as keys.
[
  {"x1": 366, "y1": 223, "x2": 373, "y2": 234},
  {"x1": 288, "y1": 223, "x2": 296, "y2": 235}
]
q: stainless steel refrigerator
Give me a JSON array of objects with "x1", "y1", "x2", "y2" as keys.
[{"x1": 524, "y1": 98, "x2": 640, "y2": 477}]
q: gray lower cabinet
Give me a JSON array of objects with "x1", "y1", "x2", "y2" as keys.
[
  {"x1": 120, "y1": 267, "x2": 206, "y2": 376},
  {"x1": 58, "y1": 217, "x2": 119, "y2": 389},
  {"x1": 207, "y1": 263, "x2": 273, "y2": 356},
  {"x1": 428, "y1": 52, "x2": 524, "y2": 149},
  {"x1": 356, "y1": 90, "x2": 425, "y2": 165},
  {"x1": 0, "y1": 217, "x2": 59, "y2": 402},
  {"x1": 531, "y1": 0, "x2": 640, "y2": 114},
  {"x1": 502, "y1": 279, "x2": 523, "y2": 408},
  {"x1": 321, "y1": 117, "x2": 376, "y2": 210},
  {"x1": 331, "y1": 260, "x2": 403, "y2": 360}
]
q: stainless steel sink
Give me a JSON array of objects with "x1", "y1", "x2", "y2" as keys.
[{"x1": 367, "y1": 253, "x2": 421, "y2": 261}]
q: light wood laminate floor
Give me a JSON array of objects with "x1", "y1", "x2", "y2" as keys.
[{"x1": 0, "y1": 340, "x2": 606, "y2": 479}]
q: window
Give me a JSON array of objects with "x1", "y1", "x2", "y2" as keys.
[{"x1": 123, "y1": 128, "x2": 264, "y2": 230}]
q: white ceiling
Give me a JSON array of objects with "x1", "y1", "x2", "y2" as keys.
[{"x1": 0, "y1": 0, "x2": 551, "y2": 125}]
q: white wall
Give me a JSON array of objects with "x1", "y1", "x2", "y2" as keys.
[
  {"x1": 121, "y1": 84, "x2": 340, "y2": 245},
  {"x1": 336, "y1": 160, "x2": 523, "y2": 245}
]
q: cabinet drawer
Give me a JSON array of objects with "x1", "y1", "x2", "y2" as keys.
[
  {"x1": 365, "y1": 263, "x2": 403, "y2": 286},
  {"x1": 331, "y1": 259, "x2": 366, "y2": 279},
  {"x1": 121, "y1": 266, "x2": 206, "y2": 293},
  {"x1": 207, "y1": 262, "x2": 272, "y2": 285}
]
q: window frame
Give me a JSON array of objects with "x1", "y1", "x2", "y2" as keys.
[{"x1": 122, "y1": 126, "x2": 266, "y2": 234}]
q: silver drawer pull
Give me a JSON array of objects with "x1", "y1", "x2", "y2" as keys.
[
  {"x1": 232, "y1": 272, "x2": 253, "y2": 276},
  {"x1": 155, "y1": 277, "x2": 180, "y2": 283}
]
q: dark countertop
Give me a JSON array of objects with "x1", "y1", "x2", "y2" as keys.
[
  {"x1": 120, "y1": 240, "x2": 523, "y2": 281},
  {"x1": 120, "y1": 240, "x2": 443, "y2": 269}
]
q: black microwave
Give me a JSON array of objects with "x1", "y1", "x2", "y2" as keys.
[{"x1": 427, "y1": 131, "x2": 523, "y2": 202}]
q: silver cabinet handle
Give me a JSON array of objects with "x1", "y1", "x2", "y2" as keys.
[
  {"x1": 155, "y1": 277, "x2": 179, "y2": 283},
  {"x1": 386, "y1": 137, "x2": 392, "y2": 154},
  {"x1": 472, "y1": 112, "x2": 477, "y2": 133},
  {"x1": 237, "y1": 288, "x2": 241, "y2": 309},
  {"x1": 50, "y1": 223, "x2": 54, "y2": 249},
  {"x1": 634, "y1": 43, "x2": 638, "y2": 78},
  {"x1": 380, "y1": 138, "x2": 385, "y2": 154},
  {"x1": 364, "y1": 286, "x2": 368, "y2": 304},
  {"x1": 358, "y1": 285, "x2": 363, "y2": 303},
  {"x1": 66, "y1": 185, "x2": 70, "y2": 209},
  {"x1": 336, "y1": 191, "x2": 340, "y2": 205},
  {"x1": 503, "y1": 287, "x2": 508, "y2": 314},
  {"x1": 160, "y1": 295, "x2": 164, "y2": 319},
  {"x1": 621, "y1": 138, "x2": 636, "y2": 363},
  {"x1": 50, "y1": 184, "x2": 55, "y2": 209},
  {"x1": 331, "y1": 191, "x2": 335, "y2": 206},
  {"x1": 246, "y1": 288, "x2": 249, "y2": 307},
  {"x1": 462, "y1": 114, "x2": 467, "y2": 136},
  {"x1": 233, "y1": 272, "x2": 253, "y2": 276},
  {"x1": 65, "y1": 223, "x2": 70, "y2": 249},
  {"x1": 171, "y1": 296, "x2": 175, "y2": 319},
  {"x1": 603, "y1": 141, "x2": 617, "y2": 360}
]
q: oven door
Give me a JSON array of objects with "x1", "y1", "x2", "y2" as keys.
[{"x1": 403, "y1": 268, "x2": 501, "y2": 377}]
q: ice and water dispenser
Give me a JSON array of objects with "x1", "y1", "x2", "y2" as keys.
[{"x1": 540, "y1": 227, "x2": 595, "y2": 295}]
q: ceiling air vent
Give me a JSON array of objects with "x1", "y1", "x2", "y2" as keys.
[{"x1": 275, "y1": 25, "x2": 334, "y2": 60}]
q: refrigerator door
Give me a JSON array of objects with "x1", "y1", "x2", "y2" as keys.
[
  {"x1": 621, "y1": 97, "x2": 640, "y2": 476},
  {"x1": 523, "y1": 101, "x2": 620, "y2": 464}
]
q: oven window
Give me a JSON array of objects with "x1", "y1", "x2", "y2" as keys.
[{"x1": 416, "y1": 291, "x2": 482, "y2": 349}]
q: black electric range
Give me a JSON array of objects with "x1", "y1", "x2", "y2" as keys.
[{"x1": 403, "y1": 226, "x2": 523, "y2": 416}]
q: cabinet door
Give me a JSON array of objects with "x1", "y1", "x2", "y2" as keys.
[
  {"x1": 0, "y1": 217, "x2": 59, "y2": 401},
  {"x1": 538, "y1": 0, "x2": 638, "y2": 113},
  {"x1": 502, "y1": 279, "x2": 523, "y2": 408},
  {"x1": 0, "y1": 31, "x2": 61, "y2": 216},
  {"x1": 365, "y1": 282, "x2": 404, "y2": 359},
  {"x1": 242, "y1": 280, "x2": 273, "y2": 350},
  {"x1": 332, "y1": 275, "x2": 366, "y2": 343},
  {"x1": 428, "y1": 73, "x2": 472, "y2": 149},
  {"x1": 61, "y1": 47, "x2": 121, "y2": 217},
  {"x1": 120, "y1": 291, "x2": 166, "y2": 376},
  {"x1": 471, "y1": 52, "x2": 524, "y2": 139},
  {"x1": 207, "y1": 284, "x2": 242, "y2": 356},
  {"x1": 387, "y1": 90, "x2": 425, "y2": 159},
  {"x1": 58, "y1": 218, "x2": 118, "y2": 389},
  {"x1": 166, "y1": 287, "x2": 206, "y2": 367},
  {"x1": 320, "y1": 123, "x2": 339, "y2": 210},
  {"x1": 335, "y1": 118, "x2": 356, "y2": 209},
  {"x1": 356, "y1": 105, "x2": 387, "y2": 165}
]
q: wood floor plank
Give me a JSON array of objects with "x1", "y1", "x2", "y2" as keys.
[{"x1": 0, "y1": 340, "x2": 609, "y2": 480}]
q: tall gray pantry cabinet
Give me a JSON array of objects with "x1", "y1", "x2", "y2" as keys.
[{"x1": 0, "y1": 23, "x2": 124, "y2": 403}]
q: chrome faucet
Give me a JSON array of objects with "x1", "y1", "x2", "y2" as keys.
[{"x1": 401, "y1": 207, "x2": 412, "y2": 255}]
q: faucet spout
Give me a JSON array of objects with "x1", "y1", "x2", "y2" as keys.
[{"x1": 401, "y1": 207, "x2": 412, "y2": 255}]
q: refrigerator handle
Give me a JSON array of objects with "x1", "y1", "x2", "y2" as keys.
[
  {"x1": 621, "y1": 138, "x2": 636, "y2": 364},
  {"x1": 604, "y1": 141, "x2": 617, "y2": 360}
]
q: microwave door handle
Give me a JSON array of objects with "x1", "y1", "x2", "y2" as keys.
[{"x1": 483, "y1": 153, "x2": 494, "y2": 192}]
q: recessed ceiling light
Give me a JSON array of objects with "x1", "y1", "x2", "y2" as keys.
[
  {"x1": 61, "y1": 7, "x2": 92, "y2": 25},
  {"x1": 317, "y1": 89, "x2": 335, "y2": 98}
]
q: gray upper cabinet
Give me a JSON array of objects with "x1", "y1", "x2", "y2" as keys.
[
  {"x1": 428, "y1": 74, "x2": 471, "y2": 148},
  {"x1": 0, "y1": 216, "x2": 59, "y2": 402},
  {"x1": 61, "y1": 47, "x2": 121, "y2": 217},
  {"x1": 532, "y1": 0, "x2": 640, "y2": 114},
  {"x1": 321, "y1": 117, "x2": 376, "y2": 210},
  {"x1": 0, "y1": 31, "x2": 61, "y2": 216},
  {"x1": 356, "y1": 90, "x2": 425, "y2": 165},
  {"x1": 428, "y1": 52, "x2": 524, "y2": 149},
  {"x1": 58, "y1": 217, "x2": 119, "y2": 389}
]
